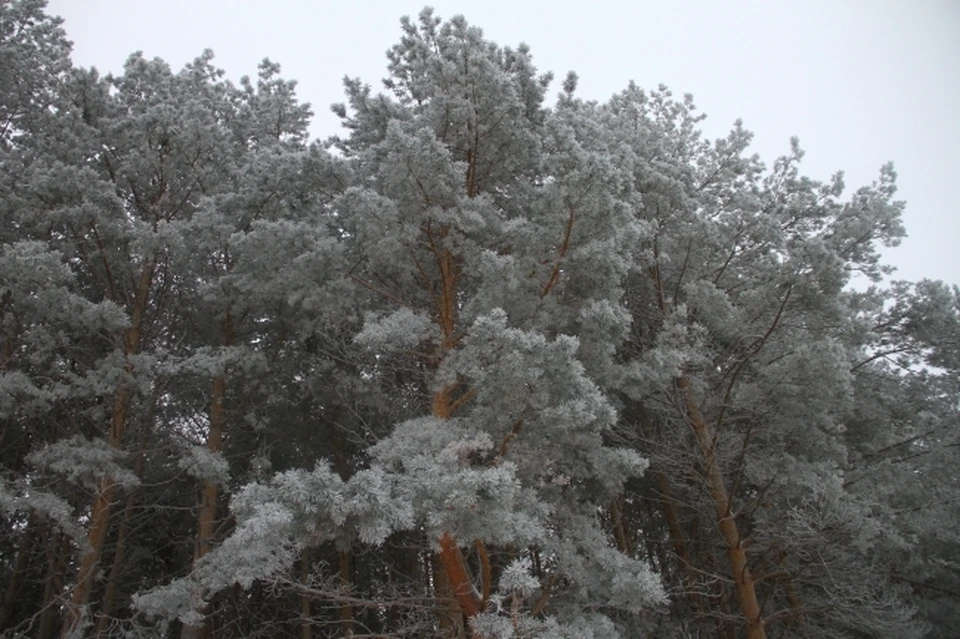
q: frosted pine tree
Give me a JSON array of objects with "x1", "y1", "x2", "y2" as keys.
[
  {"x1": 169, "y1": 55, "x2": 351, "y2": 638},
  {"x1": 4, "y1": 3, "x2": 954, "y2": 637},
  {"x1": 138, "y1": 9, "x2": 665, "y2": 638},
  {"x1": 842, "y1": 280, "x2": 960, "y2": 638},
  {"x1": 0, "y1": 4, "x2": 141, "y2": 634},
  {"x1": 601, "y1": 84, "x2": 928, "y2": 637}
]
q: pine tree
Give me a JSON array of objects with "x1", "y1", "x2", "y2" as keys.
[
  {"x1": 138, "y1": 9, "x2": 666, "y2": 637},
  {"x1": 2, "y1": 3, "x2": 956, "y2": 637}
]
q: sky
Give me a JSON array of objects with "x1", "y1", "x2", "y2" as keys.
[{"x1": 45, "y1": 0, "x2": 960, "y2": 287}]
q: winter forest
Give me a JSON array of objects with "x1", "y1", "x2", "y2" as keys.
[{"x1": 1, "y1": 2, "x2": 958, "y2": 637}]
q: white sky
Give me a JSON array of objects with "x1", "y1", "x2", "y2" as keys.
[{"x1": 46, "y1": 0, "x2": 959, "y2": 287}]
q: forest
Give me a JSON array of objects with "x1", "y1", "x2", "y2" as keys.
[{"x1": 1, "y1": 2, "x2": 958, "y2": 637}]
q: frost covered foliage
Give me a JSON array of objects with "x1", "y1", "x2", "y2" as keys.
[
  {"x1": 0, "y1": 477, "x2": 83, "y2": 543},
  {"x1": 134, "y1": 500, "x2": 300, "y2": 624},
  {"x1": 1, "y1": 3, "x2": 955, "y2": 638},
  {"x1": 368, "y1": 418, "x2": 547, "y2": 544},
  {"x1": 135, "y1": 462, "x2": 415, "y2": 622},
  {"x1": 27, "y1": 435, "x2": 140, "y2": 492},
  {"x1": 177, "y1": 446, "x2": 231, "y2": 485},
  {"x1": 355, "y1": 307, "x2": 437, "y2": 350},
  {"x1": 471, "y1": 610, "x2": 621, "y2": 639},
  {"x1": 471, "y1": 554, "x2": 664, "y2": 639}
]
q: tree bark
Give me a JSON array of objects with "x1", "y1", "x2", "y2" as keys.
[
  {"x1": 0, "y1": 514, "x2": 36, "y2": 629},
  {"x1": 634, "y1": 401, "x2": 710, "y2": 621},
  {"x1": 646, "y1": 254, "x2": 765, "y2": 638},
  {"x1": 96, "y1": 413, "x2": 151, "y2": 637},
  {"x1": 387, "y1": 530, "x2": 426, "y2": 631},
  {"x1": 61, "y1": 387, "x2": 129, "y2": 636},
  {"x1": 422, "y1": 230, "x2": 484, "y2": 627},
  {"x1": 338, "y1": 549, "x2": 353, "y2": 637},
  {"x1": 677, "y1": 375, "x2": 766, "y2": 639},
  {"x1": 299, "y1": 549, "x2": 311, "y2": 639},
  {"x1": 656, "y1": 471, "x2": 714, "y2": 619},
  {"x1": 41, "y1": 532, "x2": 71, "y2": 638},
  {"x1": 195, "y1": 373, "x2": 227, "y2": 561},
  {"x1": 62, "y1": 262, "x2": 152, "y2": 637},
  {"x1": 181, "y1": 313, "x2": 233, "y2": 639},
  {"x1": 432, "y1": 553, "x2": 466, "y2": 638},
  {"x1": 181, "y1": 393, "x2": 228, "y2": 637},
  {"x1": 609, "y1": 495, "x2": 633, "y2": 556},
  {"x1": 93, "y1": 488, "x2": 134, "y2": 638}
]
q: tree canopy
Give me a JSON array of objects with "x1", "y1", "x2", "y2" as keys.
[{"x1": 1, "y1": 3, "x2": 957, "y2": 638}]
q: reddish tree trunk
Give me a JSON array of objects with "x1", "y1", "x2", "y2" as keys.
[
  {"x1": 181, "y1": 312, "x2": 233, "y2": 639},
  {"x1": 61, "y1": 387, "x2": 129, "y2": 636},
  {"x1": 677, "y1": 375, "x2": 766, "y2": 639},
  {"x1": 96, "y1": 417, "x2": 150, "y2": 637},
  {"x1": 62, "y1": 262, "x2": 152, "y2": 637},
  {"x1": 180, "y1": 378, "x2": 228, "y2": 639}
]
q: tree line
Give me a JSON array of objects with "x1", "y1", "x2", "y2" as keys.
[{"x1": 1, "y1": 3, "x2": 958, "y2": 637}]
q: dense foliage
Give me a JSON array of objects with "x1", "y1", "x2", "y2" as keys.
[{"x1": 1, "y1": 3, "x2": 957, "y2": 637}]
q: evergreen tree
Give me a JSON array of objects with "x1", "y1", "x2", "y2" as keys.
[{"x1": 1, "y1": 3, "x2": 956, "y2": 638}]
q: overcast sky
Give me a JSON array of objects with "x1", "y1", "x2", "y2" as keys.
[{"x1": 46, "y1": 0, "x2": 959, "y2": 287}]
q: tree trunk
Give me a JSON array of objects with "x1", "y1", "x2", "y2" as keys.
[
  {"x1": 609, "y1": 495, "x2": 633, "y2": 556},
  {"x1": 180, "y1": 372, "x2": 227, "y2": 639},
  {"x1": 61, "y1": 386, "x2": 129, "y2": 636},
  {"x1": 425, "y1": 238, "x2": 484, "y2": 625},
  {"x1": 96, "y1": 414, "x2": 151, "y2": 637},
  {"x1": 784, "y1": 576, "x2": 805, "y2": 628},
  {"x1": 62, "y1": 262, "x2": 152, "y2": 637},
  {"x1": 0, "y1": 514, "x2": 36, "y2": 629},
  {"x1": 647, "y1": 258, "x2": 765, "y2": 638},
  {"x1": 195, "y1": 373, "x2": 227, "y2": 562},
  {"x1": 657, "y1": 471, "x2": 713, "y2": 620},
  {"x1": 432, "y1": 553, "x2": 466, "y2": 638},
  {"x1": 387, "y1": 530, "x2": 426, "y2": 632},
  {"x1": 93, "y1": 489, "x2": 134, "y2": 638},
  {"x1": 338, "y1": 549, "x2": 353, "y2": 637},
  {"x1": 677, "y1": 375, "x2": 766, "y2": 639},
  {"x1": 634, "y1": 401, "x2": 710, "y2": 621},
  {"x1": 182, "y1": 313, "x2": 232, "y2": 639},
  {"x1": 300, "y1": 548, "x2": 312, "y2": 639},
  {"x1": 41, "y1": 532, "x2": 71, "y2": 638}
]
